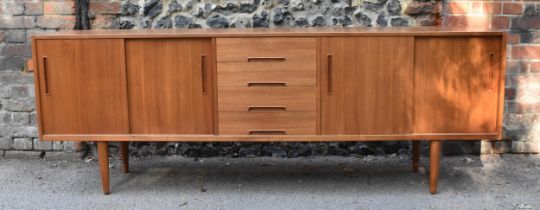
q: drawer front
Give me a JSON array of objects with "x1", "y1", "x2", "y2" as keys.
[
  {"x1": 216, "y1": 37, "x2": 317, "y2": 87},
  {"x1": 219, "y1": 111, "x2": 316, "y2": 135},
  {"x1": 216, "y1": 37, "x2": 317, "y2": 63},
  {"x1": 218, "y1": 86, "x2": 316, "y2": 112}
]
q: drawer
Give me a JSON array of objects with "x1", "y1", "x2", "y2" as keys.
[
  {"x1": 218, "y1": 86, "x2": 316, "y2": 112},
  {"x1": 216, "y1": 37, "x2": 317, "y2": 63},
  {"x1": 218, "y1": 111, "x2": 316, "y2": 135},
  {"x1": 217, "y1": 63, "x2": 316, "y2": 87},
  {"x1": 216, "y1": 37, "x2": 316, "y2": 87}
]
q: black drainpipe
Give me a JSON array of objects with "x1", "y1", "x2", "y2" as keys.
[{"x1": 74, "y1": 0, "x2": 91, "y2": 30}]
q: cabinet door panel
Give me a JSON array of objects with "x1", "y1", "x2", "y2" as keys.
[
  {"x1": 414, "y1": 37, "x2": 501, "y2": 134},
  {"x1": 126, "y1": 39, "x2": 214, "y2": 134},
  {"x1": 321, "y1": 37, "x2": 414, "y2": 135},
  {"x1": 36, "y1": 39, "x2": 129, "y2": 134}
]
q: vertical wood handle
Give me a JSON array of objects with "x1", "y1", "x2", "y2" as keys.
[
  {"x1": 201, "y1": 54, "x2": 207, "y2": 95},
  {"x1": 327, "y1": 54, "x2": 333, "y2": 95},
  {"x1": 489, "y1": 52, "x2": 494, "y2": 92},
  {"x1": 42, "y1": 56, "x2": 50, "y2": 96}
]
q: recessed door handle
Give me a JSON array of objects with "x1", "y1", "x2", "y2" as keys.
[
  {"x1": 248, "y1": 106, "x2": 287, "y2": 112},
  {"x1": 247, "y1": 57, "x2": 286, "y2": 62},
  {"x1": 488, "y1": 52, "x2": 495, "y2": 93},
  {"x1": 327, "y1": 54, "x2": 333, "y2": 95},
  {"x1": 201, "y1": 54, "x2": 207, "y2": 95},
  {"x1": 247, "y1": 82, "x2": 286, "y2": 87},
  {"x1": 248, "y1": 130, "x2": 287, "y2": 135},
  {"x1": 42, "y1": 56, "x2": 50, "y2": 96}
]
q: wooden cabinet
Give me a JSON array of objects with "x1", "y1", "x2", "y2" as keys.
[
  {"x1": 414, "y1": 37, "x2": 502, "y2": 134},
  {"x1": 125, "y1": 39, "x2": 214, "y2": 134},
  {"x1": 321, "y1": 37, "x2": 414, "y2": 135},
  {"x1": 32, "y1": 28, "x2": 507, "y2": 194},
  {"x1": 34, "y1": 39, "x2": 129, "y2": 135}
]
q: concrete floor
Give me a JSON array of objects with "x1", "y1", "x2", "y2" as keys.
[{"x1": 0, "y1": 153, "x2": 539, "y2": 210}]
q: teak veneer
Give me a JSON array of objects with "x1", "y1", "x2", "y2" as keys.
[{"x1": 31, "y1": 27, "x2": 507, "y2": 195}]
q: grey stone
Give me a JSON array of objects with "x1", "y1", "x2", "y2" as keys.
[
  {"x1": 0, "y1": 87, "x2": 10, "y2": 98},
  {"x1": 155, "y1": 16, "x2": 172, "y2": 28},
  {"x1": 363, "y1": 0, "x2": 388, "y2": 12},
  {"x1": 0, "y1": 72, "x2": 34, "y2": 85},
  {"x1": 33, "y1": 138, "x2": 52, "y2": 151},
  {"x1": 13, "y1": 138, "x2": 32, "y2": 150},
  {"x1": 122, "y1": 1, "x2": 140, "y2": 16},
  {"x1": 311, "y1": 16, "x2": 326, "y2": 27},
  {"x1": 252, "y1": 11, "x2": 269, "y2": 28},
  {"x1": 294, "y1": 17, "x2": 309, "y2": 27},
  {"x1": 3, "y1": 99, "x2": 34, "y2": 112},
  {"x1": 387, "y1": 0, "x2": 401, "y2": 16},
  {"x1": 239, "y1": 0, "x2": 259, "y2": 13},
  {"x1": 354, "y1": 12, "x2": 372, "y2": 27},
  {"x1": 168, "y1": 0, "x2": 182, "y2": 13},
  {"x1": 272, "y1": 8, "x2": 289, "y2": 25},
  {"x1": 377, "y1": 14, "x2": 388, "y2": 27},
  {"x1": 175, "y1": 15, "x2": 193, "y2": 28},
  {"x1": 6, "y1": 30, "x2": 26, "y2": 43},
  {"x1": 10, "y1": 85, "x2": 32, "y2": 98},
  {"x1": 114, "y1": 20, "x2": 135, "y2": 29},
  {"x1": 207, "y1": 15, "x2": 229, "y2": 28},
  {"x1": 0, "y1": 137, "x2": 12, "y2": 150},
  {"x1": 52, "y1": 141, "x2": 64, "y2": 151},
  {"x1": 390, "y1": 17, "x2": 409, "y2": 26},
  {"x1": 216, "y1": 3, "x2": 237, "y2": 15},
  {"x1": 291, "y1": 0, "x2": 304, "y2": 11},
  {"x1": 143, "y1": 0, "x2": 163, "y2": 19},
  {"x1": 0, "y1": 125, "x2": 38, "y2": 138}
]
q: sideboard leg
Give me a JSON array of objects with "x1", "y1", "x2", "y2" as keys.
[
  {"x1": 120, "y1": 142, "x2": 129, "y2": 173},
  {"x1": 412, "y1": 141, "x2": 420, "y2": 172},
  {"x1": 429, "y1": 140, "x2": 441, "y2": 194},
  {"x1": 97, "y1": 142, "x2": 110, "y2": 195}
]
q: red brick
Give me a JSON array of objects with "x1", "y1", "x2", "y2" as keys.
[
  {"x1": 44, "y1": 1, "x2": 74, "y2": 15},
  {"x1": 506, "y1": 60, "x2": 528, "y2": 73},
  {"x1": 512, "y1": 45, "x2": 540, "y2": 59},
  {"x1": 509, "y1": 74, "x2": 540, "y2": 89},
  {"x1": 471, "y1": 2, "x2": 482, "y2": 14},
  {"x1": 503, "y1": 2, "x2": 523, "y2": 15},
  {"x1": 483, "y1": 2, "x2": 502, "y2": 15},
  {"x1": 445, "y1": 16, "x2": 489, "y2": 27},
  {"x1": 531, "y1": 62, "x2": 540, "y2": 73},
  {"x1": 36, "y1": 16, "x2": 75, "y2": 29},
  {"x1": 447, "y1": 2, "x2": 471, "y2": 14},
  {"x1": 89, "y1": 1, "x2": 122, "y2": 14},
  {"x1": 508, "y1": 34, "x2": 520, "y2": 45},
  {"x1": 491, "y1": 16, "x2": 510, "y2": 29}
]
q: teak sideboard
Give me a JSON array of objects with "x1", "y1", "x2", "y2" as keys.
[{"x1": 31, "y1": 27, "x2": 507, "y2": 195}]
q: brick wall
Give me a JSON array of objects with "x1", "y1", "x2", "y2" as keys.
[
  {"x1": 0, "y1": 0, "x2": 76, "y2": 152},
  {"x1": 0, "y1": 0, "x2": 538, "y2": 156}
]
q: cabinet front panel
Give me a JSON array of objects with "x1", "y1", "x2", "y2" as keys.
[
  {"x1": 414, "y1": 37, "x2": 501, "y2": 134},
  {"x1": 321, "y1": 37, "x2": 414, "y2": 135},
  {"x1": 36, "y1": 39, "x2": 129, "y2": 134},
  {"x1": 126, "y1": 39, "x2": 214, "y2": 134}
]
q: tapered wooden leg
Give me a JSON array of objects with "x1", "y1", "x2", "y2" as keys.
[
  {"x1": 120, "y1": 142, "x2": 129, "y2": 173},
  {"x1": 412, "y1": 141, "x2": 420, "y2": 172},
  {"x1": 429, "y1": 140, "x2": 441, "y2": 194},
  {"x1": 97, "y1": 142, "x2": 110, "y2": 195}
]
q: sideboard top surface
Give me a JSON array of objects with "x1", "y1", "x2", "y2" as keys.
[{"x1": 33, "y1": 27, "x2": 505, "y2": 39}]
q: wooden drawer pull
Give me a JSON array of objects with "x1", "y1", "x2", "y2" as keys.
[
  {"x1": 247, "y1": 82, "x2": 286, "y2": 87},
  {"x1": 248, "y1": 130, "x2": 287, "y2": 135},
  {"x1": 247, "y1": 57, "x2": 286, "y2": 62},
  {"x1": 248, "y1": 106, "x2": 286, "y2": 112}
]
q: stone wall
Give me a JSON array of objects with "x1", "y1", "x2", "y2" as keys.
[{"x1": 0, "y1": 0, "x2": 538, "y2": 157}]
